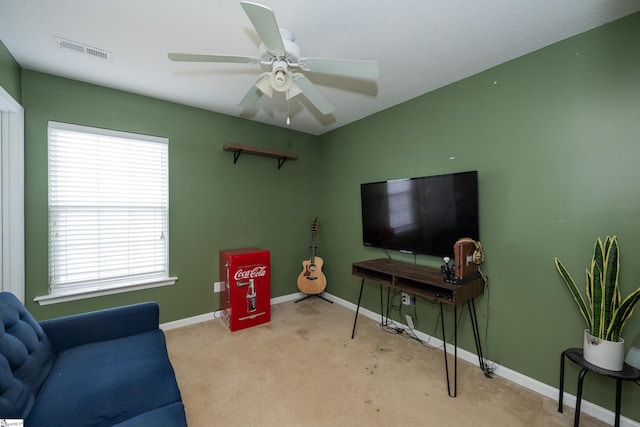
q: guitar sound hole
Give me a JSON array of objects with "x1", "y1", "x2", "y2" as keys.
[{"x1": 309, "y1": 265, "x2": 316, "y2": 272}]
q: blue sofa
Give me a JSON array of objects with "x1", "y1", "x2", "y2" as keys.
[{"x1": 0, "y1": 292, "x2": 187, "y2": 426}]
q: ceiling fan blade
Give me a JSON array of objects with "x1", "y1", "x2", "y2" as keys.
[
  {"x1": 293, "y1": 75, "x2": 335, "y2": 115},
  {"x1": 168, "y1": 53, "x2": 260, "y2": 64},
  {"x1": 299, "y1": 58, "x2": 380, "y2": 80},
  {"x1": 239, "y1": 86, "x2": 263, "y2": 108},
  {"x1": 239, "y1": 74, "x2": 272, "y2": 108},
  {"x1": 240, "y1": 1, "x2": 285, "y2": 56},
  {"x1": 286, "y1": 83, "x2": 303, "y2": 101}
]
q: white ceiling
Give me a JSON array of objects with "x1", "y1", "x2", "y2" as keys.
[{"x1": 1, "y1": 1, "x2": 639, "y2": 135}]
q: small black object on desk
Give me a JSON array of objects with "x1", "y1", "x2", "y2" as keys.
[
  {"x1": 558, "y1": 348, "x2": 640, "y2": 427},
  {"x1": 441, "y1": 256, "x2": 456, "y2": 283}
]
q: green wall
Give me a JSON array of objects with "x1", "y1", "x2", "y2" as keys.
[
  {"x1": 22, "y1": 70, "x2": 319, "y2": 322},
  {"x1": 0, "y1": 39, "x2": 21, "y2": 102},
  {"x1": 10, "y1": 10, "x2": 640, "y2": 422},
  {"x1": 318, "y1": 12, "x2": 640, "y2": 420}
]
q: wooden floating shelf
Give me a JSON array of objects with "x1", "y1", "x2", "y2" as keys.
[{"x1": 223, "y1": 143, "x2": 298, "y2": 169}]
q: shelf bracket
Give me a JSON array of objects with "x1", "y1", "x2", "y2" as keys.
[
  {"x1": 277, "y1": 157, "x2": 287, "y2": 169},
  {"x1": 233, "y1": 150, "x2": 242, "y2": 164}
]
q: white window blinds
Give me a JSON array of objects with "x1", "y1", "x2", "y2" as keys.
[{"x1": 48, "y1": 121, "x2": 169, "y2": 293}]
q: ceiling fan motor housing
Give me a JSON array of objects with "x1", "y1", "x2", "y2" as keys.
[{"x1": 279, "y1": 29, "x2": 301, "y2": 61}]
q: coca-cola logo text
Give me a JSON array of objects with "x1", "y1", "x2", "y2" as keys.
[{"x1": 234, "y1": 266, "x2": 268, "y2": 280}]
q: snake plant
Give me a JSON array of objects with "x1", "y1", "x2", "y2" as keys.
[{"x1": 555, "y1": 235, "x2": 640, "y2": 342}]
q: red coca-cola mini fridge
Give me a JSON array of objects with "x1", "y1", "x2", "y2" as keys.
[{"x1": 219, "y1": 248, "x2": 270, "y2": 332}]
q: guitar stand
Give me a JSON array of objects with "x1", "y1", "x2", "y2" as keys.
[{"x1": 294, "y1": 292, "x2": 333, "y2": 304}]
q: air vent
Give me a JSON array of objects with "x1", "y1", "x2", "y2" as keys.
[{"x1": 54, "y1": 36, "x2": 113, "y2": 62}]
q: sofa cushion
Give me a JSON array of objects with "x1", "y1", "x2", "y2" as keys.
[
  {"x1": 112, "y1": 401, "x2": 187, "y2": 426},
  {"x1": 26, "y1": 329, "x2": 183, "y2": 427},
  {"x1": 0, "y1": 292, "x2": 55, "y2": 418}
]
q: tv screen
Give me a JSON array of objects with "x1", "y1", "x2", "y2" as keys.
[{"x1": 360, "y1": 171, "x2": 479, "y2": 257}]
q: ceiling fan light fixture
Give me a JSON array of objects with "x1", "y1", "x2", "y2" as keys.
[
  {"x1": 274, "y1": 70, "x2": 286, "y2": 86},
  {"x1": 254, "y1": 74, "x2": 273, "y2": 97},
  {"x1": 270, "y1": 60, "x2": 292, "y2": 92}
]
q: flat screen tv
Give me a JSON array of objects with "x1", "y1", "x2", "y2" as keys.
[{"x1": 360, "y1": 171, "x2": 479, "y2": 257}]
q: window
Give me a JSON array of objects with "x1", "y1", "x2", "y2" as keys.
[{"x1": 38, "y1": 122, "x2": 175, "y2": 304}]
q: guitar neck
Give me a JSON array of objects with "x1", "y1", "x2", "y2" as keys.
[{"x1": 309, "y1": 232, "x2": 317, "y2": 264}]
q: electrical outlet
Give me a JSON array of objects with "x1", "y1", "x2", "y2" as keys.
[
  {"x1": 401, "y1": 292, "x2": 415, "y2": 305},
  {"x1": 401, "y1": 292, "x2": 409, "y2": 305},
  {"x1": 214, "y1": 281, "x2": 224, "y2": 293},
  {"x1": 405, "y1": 314, "x2": 415, "y2": 329}
]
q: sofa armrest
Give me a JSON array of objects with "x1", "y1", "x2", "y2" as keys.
[{"x1": 40, "y1": 302, "x2": 160, "y2": 353}]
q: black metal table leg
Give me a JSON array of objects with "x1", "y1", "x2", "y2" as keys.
[
  {"x1": 574, "y1": 368, "x2": 588, "y2": 427},
  {"x1": 379, "y1": 283, "x2": 384, "y2": 326},
  {"x1": 468, "y1": 299, "x2": 490, "y2": 376},
  {"x1": 351, "y1": 278, "x2": 365, "y2": 339},
  {"x1": 440, "y1": 303, "x2": 451, "y2": 395},
  {"x1": 454, "y1": 304, "x2": 458, "y2": 397},
  {"x1": 384, "y1": 286, "x2": 391, "y2": 327},
  {"x1": 558, "y1": 350, "x2": 566, "y2": 413},
  {"x1": 440, "y1": 302, "x2": 458, "y2": 397},
  {"x1": 615, "y1": 379, "x2": 622, "y2": 427}
]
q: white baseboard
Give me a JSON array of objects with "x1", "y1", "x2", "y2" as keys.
[
  {"x1": 271, "y1": 292, "x2": 307, "y2": 305},
  {"x1": 160, "y1": 311, "x2": 215, "y2": 330},
  {"x1": 159, "y1": 292, "x2": 310, "y2": 331},
  {"x1": 161, "y1": 291, "x2": 640, "y2": 427}
]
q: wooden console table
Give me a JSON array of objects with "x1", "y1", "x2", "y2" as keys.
[{"x1": 351, "y1": 258, "x2": 489, "y2": 397}]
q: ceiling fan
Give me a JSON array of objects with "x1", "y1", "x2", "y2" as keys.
[{"x1": 168, "y1": 1, "x2": 379, "y2": 117}]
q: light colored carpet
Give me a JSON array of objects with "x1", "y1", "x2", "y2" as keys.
[{"x1": 165, "y1": 298, "x2": 605, "y2": 426}]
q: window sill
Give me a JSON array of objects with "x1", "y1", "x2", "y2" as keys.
[{"x1": 33, "y1": 276, "x2": 178, "y2": 305}]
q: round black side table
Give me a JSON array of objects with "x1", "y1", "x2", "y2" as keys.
[{"x1": 558, "y1": 348, "x2": 640, "y2": 427}]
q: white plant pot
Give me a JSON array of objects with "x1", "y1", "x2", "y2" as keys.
[{"x1": 583, "y1": 329, "x2": 625, "y2": 371}]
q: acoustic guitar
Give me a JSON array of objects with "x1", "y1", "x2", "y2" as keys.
[{"x1": 297, "y1": 218, "x2": 327, "y2": 295}]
